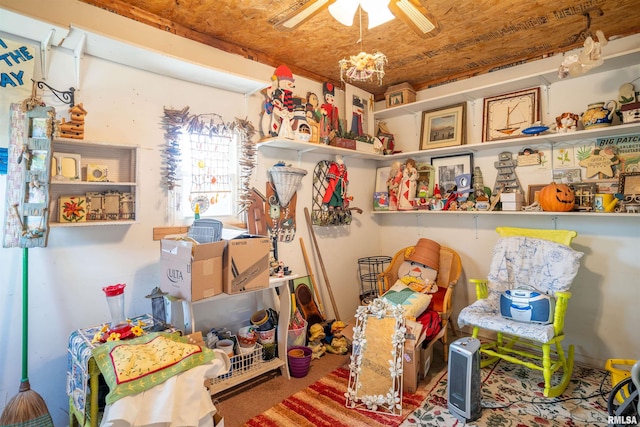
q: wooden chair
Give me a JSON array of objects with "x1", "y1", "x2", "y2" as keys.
[
  {"x1": 457, "y1": 227, "x2": 583, "y2": 397},
  {"x1": 378, "y1": 244, "x2": 462, "y2": 361}
]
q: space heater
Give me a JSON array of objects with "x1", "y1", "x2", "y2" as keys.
[{"x1": 447, "y1": 337, "x2": 482, "y2": 422}]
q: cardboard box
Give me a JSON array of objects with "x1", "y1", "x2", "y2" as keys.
[
  {"x1": 160, "y1": 239, "x2": 226, "y2": 301},
  {"x1": 403, "y1": 319, "x2": 424, "y2": 394},
  {"x1": 418, "y1": 328, "x2": 446, "y2": 381},
  {"x1": 223, "y1": 235, "x2": 270, "y2": 294},
  {"x1": 404, "y1": 321, "x2": 446, "y2": 393}
]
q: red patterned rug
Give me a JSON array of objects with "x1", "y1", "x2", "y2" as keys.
[{"x1": 241, "y1": 367, "x2": 427, "y2": 427}]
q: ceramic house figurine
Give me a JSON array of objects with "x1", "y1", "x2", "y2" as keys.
[{"x1": 60, "y1": 103, "x2": 87, "y2": 139}]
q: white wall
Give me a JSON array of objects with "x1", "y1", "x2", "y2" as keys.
[{"x1": 1, "y1": 2, "x2": 639, "y2": 426}]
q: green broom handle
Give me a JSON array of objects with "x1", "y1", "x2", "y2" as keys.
[{"x1": 22, "y1": 247, "x2": 28, "y2": 383}]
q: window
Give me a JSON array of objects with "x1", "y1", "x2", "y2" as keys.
[
  {"x1": 162, "y1": 108, "x2": 256, "y2": 224},
  {"x1": 179, "y1": 131, "x2": 237, "y2": 218}
]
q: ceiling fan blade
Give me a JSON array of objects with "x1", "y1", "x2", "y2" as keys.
[
  {"x1": 273, "y1": 0, "x2": 336, "y2": 30},
  {"x1": 388, "y1": 0, "x2": 440, "y2": 38}
]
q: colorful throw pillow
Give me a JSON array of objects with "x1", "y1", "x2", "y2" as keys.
[
  {"x1": 92, "y1": 332, "x2": 216, "y2": 404},
  {"x1": 381, "y1": 280, "x2": 433, "y2": 319}
]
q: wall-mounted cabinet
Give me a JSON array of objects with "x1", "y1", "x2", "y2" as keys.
[{"x1": 50, "y1": 138, "x2": 138, "y2": 227}]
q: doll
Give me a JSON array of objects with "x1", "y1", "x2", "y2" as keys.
[
  {"x1": 325, "y1": 321, "x2": 350, "y2": 355},
  {"x1": 308, "y1": 323, "x2": 326, "y2": 359},
  {"x1": 322, "y1": 155, "x2": 348, "y2": 211},
  {"x1": 387, "y1": 161, "x2": 403, "y2": 211},
  {"x1": 398, "y1": 158, "x2": 418, "y2": 210}
]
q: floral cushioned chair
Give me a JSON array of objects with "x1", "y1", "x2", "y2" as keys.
[
  {"x1": 457, "y1": 227, "x2": 584, "y2": 397},
  {"x1": 378, "y1": 240, "x2": 462, "y2": 362}
]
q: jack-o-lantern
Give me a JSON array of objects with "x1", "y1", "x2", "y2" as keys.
[{"x1": 539, "y1": 182, "x2": 575, "y2": 212}]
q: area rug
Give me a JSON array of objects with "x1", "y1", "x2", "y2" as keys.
[
  {"x1": 401, "y1": 359, "x2": 612, "y2": 427},
  {"x1": 241, "y1": 367, "x2": 428, "y2": 426}
]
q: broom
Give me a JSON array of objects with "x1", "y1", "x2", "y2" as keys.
[{"x1": 0, "y1": 248, "x2": 53, "y2": 426}]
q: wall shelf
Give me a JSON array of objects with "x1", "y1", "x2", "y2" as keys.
[
  {"x1": 50, "y1": 138, "x2": 139, "y2": 227},
  {"x1": 258, "y1": 122, "x2": 640, "y2": 163},
  {"x1": 373, "y1": 34, "x2": 640, "y2": 121}
]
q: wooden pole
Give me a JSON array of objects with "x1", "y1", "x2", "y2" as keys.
[
  {"x1": 299, "y1": 237, "x2": 325, "y2": 318},
  {"x1": 304, "y1": 207, "x2": 340, "y2": 321}
]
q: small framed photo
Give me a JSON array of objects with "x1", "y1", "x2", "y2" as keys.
[
  {"x1": 420, "y1": 103, "x2": 466, "y2": 150},
  {"x1": 430, "y1": 153, "x2": 473, "y2": 194},
  {"x1": 619, "y1": 172, "x2": 640, "y2": 195},
  {"x1": 527, "y1": 184, "x2": 547, "y2": 205},
  {"x1": 388, "y1": 91, "x2": 404, "y2": 106},
  {"x1": 482, "y1": 87, "x2": 540, "y2": 142}
]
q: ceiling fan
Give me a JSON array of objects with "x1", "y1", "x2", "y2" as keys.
[{"x1": 273, "y1": 0, "x2": 440, "y2": 38}]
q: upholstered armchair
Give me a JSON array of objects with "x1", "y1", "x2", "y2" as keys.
[{"x1": 457, "y1": 227, "x2": 584, "y2": 397}]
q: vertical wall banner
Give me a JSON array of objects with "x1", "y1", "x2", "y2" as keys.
[{"x1": 0, "y1": 37, "x2": 37, "y2": 149}]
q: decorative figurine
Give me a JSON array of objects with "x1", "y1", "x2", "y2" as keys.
[
  {"x1": 398, "y1": 158, "x2": 418, "y2": 210},
  {"x1": 387, "y1": 161, "x2": 403, "y2": 211},
  {"x1": 322, "y1": 155, "x2": 349, "y2": 211},
  {"x1": 325, "y1": 320, "x2": 350, "y2": 355},
  {"x1": 319, "y1": 82, "x2": 340, "y2": 143},
  {"x1": 308, "y1": 323, "x2": 327, "y2": 359}
]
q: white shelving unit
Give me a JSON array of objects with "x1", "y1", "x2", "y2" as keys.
[
  {"x1": 50, "y1": 138, "x2": 139, "y2": 226},
  {"x1": 200, "y1": 275, "x2": 295, "y2": 396},
  {"x1": 258, "y1": 122, "x2": 640, "y2": 164}
]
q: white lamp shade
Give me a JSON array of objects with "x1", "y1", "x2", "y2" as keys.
[
  {"x1": 362, "y1": 0, "x2": 395, "y2": 28},
  {"x1": 328, "y1": 0, "x2": 360, "y2": 26}
]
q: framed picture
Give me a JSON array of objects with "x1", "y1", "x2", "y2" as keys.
[
  {"x1": 619, "y1": 172, "x2": 640, "y2": 195},
  {"x1": 420, "y1": 103, "x2": 466, "y2": 150},
  {"x1": 482, "y1": 87, "x2": 540, "y2": 142},
  {"x1": 527, "y1": 184, "x2": 547, "y2": 205},
  {"x1": 430, "y1": 153, "x2": 473, "y2": 194},
  {"x1": 388, "y1": 91, "x2": 404, "y2": 106}
]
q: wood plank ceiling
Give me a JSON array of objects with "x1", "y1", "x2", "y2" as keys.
[{"x1": 79, "y1": 0, "x2": 640, "y2": 99}]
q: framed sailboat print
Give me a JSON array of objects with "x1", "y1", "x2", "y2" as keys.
[{"x1": 482, "y1": 87, "x2": 540, "y2": 142}]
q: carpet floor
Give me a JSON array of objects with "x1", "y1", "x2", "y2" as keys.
[
  {"x1": 240, "y1": 366, "x2": 428, "y2": 427},
  {"x1": 401, "y1": 358, "x2": 613, "y2": 426}
]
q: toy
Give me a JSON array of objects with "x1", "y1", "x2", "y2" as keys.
[
  {"x1": 325, "y1": 320, "x2": 350, "y2": 355},
  {"x1": 308, "y1": 323, "x2": 326, "y2": 359}
]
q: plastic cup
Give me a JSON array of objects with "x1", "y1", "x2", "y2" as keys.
[
  {"x1": 216, "y1": 339, "x2": 235, "y2": 358},
  {"x1": 256, "y1": 327, "x2": 276, "y2": 344}
]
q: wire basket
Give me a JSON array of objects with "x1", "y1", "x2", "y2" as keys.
[
  {"x1": 268, "y1": 166, "x2": 307, "y2": 208},
  {"x1": 209, "y1": 342, "x2": 265, "y2": 384}
]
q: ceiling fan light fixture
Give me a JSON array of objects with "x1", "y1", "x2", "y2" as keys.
[
  {"x1": 280, "y1": 0, "x2": 331, "y2": 29},
  {"x1": 328, "y1": 0, "x2": 360, "y2": 26},
  {"x1": 361, "y1": 0, "x2": 395, "y2": 29},
  {"x1": 388, "y1": 0, "x2": 440, "y2": 37}
]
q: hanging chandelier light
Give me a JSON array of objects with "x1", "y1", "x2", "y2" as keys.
[{"x1": 338, "y1": 6, "x2": 388, "y2": 85}]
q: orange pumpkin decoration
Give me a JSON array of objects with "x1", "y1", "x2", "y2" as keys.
[{"x1": 538, "y1": 182, "x2": 575, "y2": 211}]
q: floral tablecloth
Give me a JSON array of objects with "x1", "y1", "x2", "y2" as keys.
[{"x1": 66, "y1": 314, "x2": 159, "y2": 425}]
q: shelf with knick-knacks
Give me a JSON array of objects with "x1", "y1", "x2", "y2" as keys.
[{"x1": 50, "y1": 138, "x2": 139, "y2": 227}]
